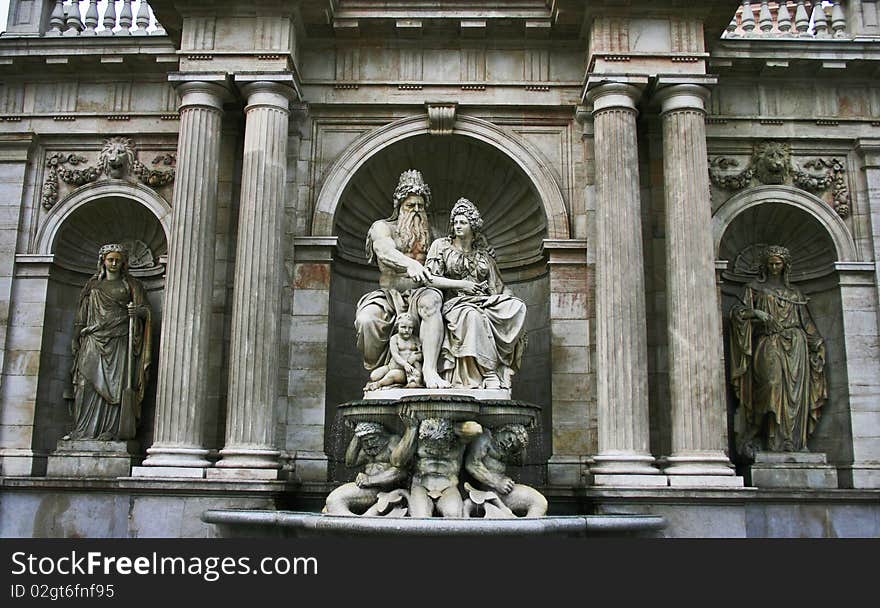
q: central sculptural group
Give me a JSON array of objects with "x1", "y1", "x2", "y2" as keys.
[
  {"x1": 326, "y1": 170, "x2": 545, "y2": 518},
  {"x1": 355, "y1": 170, "x2": 527, "y2": 392}
]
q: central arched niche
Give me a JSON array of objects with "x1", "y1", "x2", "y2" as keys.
[{"x1": 325, "y1": 134, "x2": 552, "y2": 484}]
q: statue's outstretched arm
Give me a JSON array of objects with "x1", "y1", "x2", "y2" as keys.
[
  {"x1": 391, "y1": 409, "x2": 419, "y2": 468},
  {"x1": 344, "y1": 435, "x2": 366, "y2": 468}
]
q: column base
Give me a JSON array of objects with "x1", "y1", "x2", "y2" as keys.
[
  {"x1": 667, "y1": 475, "x2": 744, "y2": 488},
  {"x1": 215, "y1": 447, "x2": 280, "y2": 470},
  {"x1": 664, "y1": 452, "x2": 736, "y2": 477},
  {"x1": 592, "y1": 474, "x2": 669, "y2": 487},
  {"x1": 130, "y1": 466, "x2": 207, "y2": 479},
  {"x1": 591, "y1": 453, "x2": 661, "y2": 476},
  {"x1": 140, "y1": 446, "x2": 212, "y2": 468}
]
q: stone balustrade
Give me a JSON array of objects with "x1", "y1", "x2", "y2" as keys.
[
  {"x1": 724, "y1": 1, "x2": 848, "y2": 38},
  {"x1": 44, "y1": 0, "x2": 166, "y2": 37}
]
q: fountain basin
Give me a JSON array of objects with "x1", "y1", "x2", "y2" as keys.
[
  {"x1": 202, "y1": 509, "x2": 666, "y2": 537},
  {"x1": 339, "y1": 394, "x2": 541, "y2": 434}
]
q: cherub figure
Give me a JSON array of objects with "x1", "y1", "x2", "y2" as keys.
[{"x1": 364, "y1": 312, "x2": 423, "y2": 390}]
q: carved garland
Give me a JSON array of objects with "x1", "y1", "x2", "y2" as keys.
[
  {"x1": 709, "y1": 143, "x2": 851, "y2": 218},
  {"x1": 41, "y1": 138, "x2": 176, "y2": 210}
]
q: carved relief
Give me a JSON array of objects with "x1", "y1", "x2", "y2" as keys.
[
  {"x1": 41, "y1": 138, "x2": 176, "y2": 210},
  {"x1": 709, "y1": 141, "x2": 851, "y2": 218}
]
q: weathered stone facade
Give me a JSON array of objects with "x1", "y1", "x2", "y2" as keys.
[{"x1": 0, "y1": 0, "x2": 878, "y2": 537}]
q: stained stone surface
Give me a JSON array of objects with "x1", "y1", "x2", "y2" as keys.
[
  {"x1": 46, "y1": 440, "x2": 138, "y2": 478},
  {"x1": 750, "y1": 451, "x2": 839, "y2": 489}
]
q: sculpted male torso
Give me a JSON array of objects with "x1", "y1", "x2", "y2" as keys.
[{"x1": 356, "y1": 172, "x2": 452, "y2": 389}]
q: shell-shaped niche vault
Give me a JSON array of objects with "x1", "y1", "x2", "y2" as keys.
[
  {"x1": 333, "y1": 134, "x2": 548, "y2": 273},
  {"x1": 719, "y1": 202, "x2": 838, "y2": 283},
  {"x1": 52, "y1": 196, "x2": 168, "y2": 276}
]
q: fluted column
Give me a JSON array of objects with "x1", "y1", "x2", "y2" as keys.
[
  {"x1": 213, "y1": 80, "x2": 295, "y2": 476},
  {"x1": 656, "y1": 84, "x2": 740, "y2": 486},
  {"x1": 140, "y1": 78, "x2": 228, "y2": 471},
  {"x1": 587, "y1": 82, "x2": 663, "y2": 485}
]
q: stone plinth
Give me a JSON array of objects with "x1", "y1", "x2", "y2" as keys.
[
  {"x1": 750, "y1": 452, "x2": 839, "y2": 489},
  {"x1": 47, "y1": 440, "x2": 138, "y2": 478},
  {"x1": 363, "y1": 388, "x2": 510, "y2": 401}
]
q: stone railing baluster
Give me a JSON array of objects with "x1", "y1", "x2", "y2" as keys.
[
  {"x1": 133, "y1": 1, "x2": 151, "y2": 36},
  {"x1": 812, "y1": 1, "x2": 830, "y2": 37},
  {"x1": 726, "y1": 13, "x2": 740, "y2": 37},
  {"x1": 63, "y1": 1, "x2": 83, "y2": 37},
  {"x1": 82, "y1": 0, "x2": 99, "y2": 36},
  {"x1": 831, "y1": 1, "x2": 847, "y2": 38},
  {"x1": 46, "y1": 0, "x2": 66, "y2": 36},
  {"x1": 759, "y1": 1, "x2": 774, "y2": 35},
  {"x1": 101, "y1": 0, "x2": 118, "y2": 36},
  {"x1": 741, "y1": 1, "x2": 757, "y2": 36},
  {"x1": 777, "y1": 1, "x2": 793, "y2": 35},
  {"x1": 118, "y1": 0, "x2": 134, "y2": 35},
  {"x1": 795, "y1": 0, "x2": 811, "y2": 35}
]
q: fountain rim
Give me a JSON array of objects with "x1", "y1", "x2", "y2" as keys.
[{"x1": 201, "y1": 509, "x2": 666, "y2": 537}]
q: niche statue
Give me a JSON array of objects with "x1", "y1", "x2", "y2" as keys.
[
  {"x1": 65, "y1": 243, "x2": 152, "y2": 440},
  {"x1": 729, "y1": 245, "x2": 827, "y2": 457}
]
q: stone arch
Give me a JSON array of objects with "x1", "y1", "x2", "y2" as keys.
[
  {"x1": 311, "y1": 114, "x2": 570, "y2": 240},
  {"x1": 712, "y1": 185, "x2": 858, "y2": 263},
  {"x1": 35, "y1": 181, "x2": 172, "y2": 256}
]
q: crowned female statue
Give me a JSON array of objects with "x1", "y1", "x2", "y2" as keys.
[
  {"x1": 425, "y1": 198, "x2": 527, "y2": 389},
  {"x1": 66, "y1": 243, "x2": 152, "y2": 440},
  {"x1": 729, "y1": 245, "x2": 827, "y2": 456}
]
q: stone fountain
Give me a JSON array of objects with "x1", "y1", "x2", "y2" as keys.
[{"x1": 202, "y1": 171, "x2": 665, "y2": 537}]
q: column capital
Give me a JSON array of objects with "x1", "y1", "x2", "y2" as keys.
[
  {"x1": 855, "y1": 138, "x2": 880, "y2": 166},
  {"x1": 585, "y1": 77, "x2": 647, "y2": 113},
  {"x1": 235, "y1": 73, "x2": 300, "y2": 108},
  {"x1": 654, "y1": 83, "x2": 712, "y2": 114},
  {"x1": 169, "y1": 73, "x2": 233, "y2": 112}
]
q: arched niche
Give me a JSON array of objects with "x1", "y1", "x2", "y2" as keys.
[
  {"x1": 714, "y1": 187, "x2": 857, "y2": 470},
  {"x1": 32, "y1": 184, "x2": 169, "y2": 465},
  {"x1": 320, "y1": 128, "x2": 558, "y2": 484}
]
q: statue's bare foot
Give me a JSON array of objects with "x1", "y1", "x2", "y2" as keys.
[
  {"x1": 423, "y1": 369, "x2": 451, "y2": 389},
  {"x1": 364, "y1": 381, "x2": 379, "y2": 391}
]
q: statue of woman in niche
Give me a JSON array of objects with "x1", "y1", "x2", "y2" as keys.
[
  {"x1": 424, "y1": 198, "x2": 527, "y2": 389},
  {"x1": 729, "y1": 245, "x2": 827, "y2": 457},
  {"x1": 65, "y1": 244, "x2": 152, "y2": 441}
]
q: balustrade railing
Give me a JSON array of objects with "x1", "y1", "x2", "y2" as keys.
[
  {"x1": 724, "y1": 1, "x2": 847, "y2": 38},
  {"x1": 44, "y1": 1, "x2": 166, "y2": 37}
]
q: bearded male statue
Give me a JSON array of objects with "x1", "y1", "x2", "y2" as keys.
[{"x1": 355, "y1": 170, "x2": 451, "y2": 389}]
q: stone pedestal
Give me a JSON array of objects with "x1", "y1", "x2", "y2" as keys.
[
  {"x1": 47, "y1": 440, "x2": 138, "y2": 478},
  {"x1": 587, "y1": 79, "x2": 661, "y2": 484},
  {"x1": 750, "y1": 452, "x2": 839, "y2": 489}
]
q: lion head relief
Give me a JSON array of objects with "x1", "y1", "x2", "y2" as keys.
[
  {"x1": 752, "y1": 141, "x2": 791, "y2": 185},
  {"x1": 99, "y1": 137, "x2": 136, "y2": 179}
]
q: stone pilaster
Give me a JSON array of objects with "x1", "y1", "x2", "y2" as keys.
[
  {"x1": 587, "y1": 81, "x2": 663, "y2": 485},
  {"x1": 544, "y1": 239, "x2": 592, "y2": 486},
  {"x1": 138, "y1": 76, "x2": 229, "y2": 474},
  {"x1": 286, "y1": 237, "x2": 337, "y2": 482},
  {"x1": 213, "y1": 79, "x2": 296, "y2": 478},
  {"x1": 655, "y1": 83, "x2": 741, "y2": 487}
]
